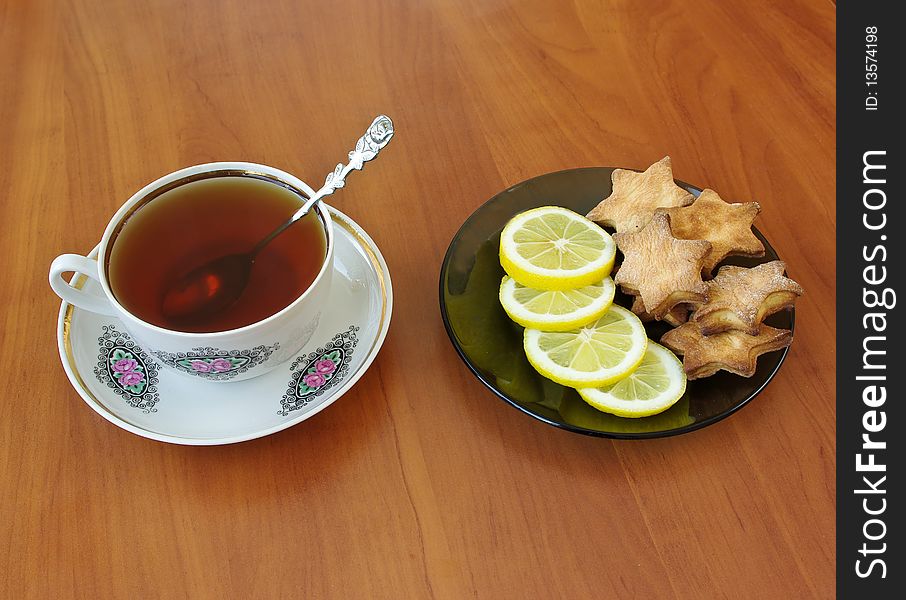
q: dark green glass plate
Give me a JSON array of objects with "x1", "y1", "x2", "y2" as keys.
[{"x1": 439, "y1": 167, "x2": 794, "y2": 439}]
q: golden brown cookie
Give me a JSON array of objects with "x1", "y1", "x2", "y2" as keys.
[
  {"x1": 587, "y1": 156, "x2": 694, "y2": 233},
  {"x1": 660, "y1": 322, "x2": 793, "y2": 379},
  {"x1": 613, "y1": 212, "x2": 711, "y2": 318},
  {"x1": 691, "y1": 261, "x2": 803, "y2": 335},
  {"x1": 630, "y1": 294, "x2": 692, "y2": 327},
  {"x1": 663, "y1": 189, "x2": 764, "y2": 275}
]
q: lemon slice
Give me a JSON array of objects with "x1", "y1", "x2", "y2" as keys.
[
  {"x1": 577, "y1": 342, "x2": 686, "y2": 417},
  {"x1": 523, "y1": 305, "x2": 647, "y2": 388},
  {"x1": 499, "y1": 206, "x2": 615, "y2": 290},
  {"x1": 499, "y1": 275, "x2": 615, "y2": 331}
]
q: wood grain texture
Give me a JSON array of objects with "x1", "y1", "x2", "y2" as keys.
[{"x1": 1, "y1": 0, "x2": 835, "y2": 598}]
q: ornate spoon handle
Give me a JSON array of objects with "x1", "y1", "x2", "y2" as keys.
[
  {"x1": 248, "y1": 115, "x2": 394, "y2": 256},
  {"x1": 294, "y1": 115, "x2": 395, "y2": 218}
]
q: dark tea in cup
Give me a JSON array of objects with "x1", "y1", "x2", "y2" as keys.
[{"x1": 106, "y1": 175, "x2": 327, "y2": 333}]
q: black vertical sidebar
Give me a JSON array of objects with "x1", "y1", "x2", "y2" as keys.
[{"x1": 837, "y1": 2, "x2": 901, "y2": 597}]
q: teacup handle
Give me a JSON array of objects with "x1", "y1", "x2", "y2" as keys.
[{"x1": 49, "y1": 254, "x2": 118, "y2": 315}]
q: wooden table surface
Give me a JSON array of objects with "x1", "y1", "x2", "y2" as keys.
[{"x1": 1, "y1": 0, "x2": 835, "y2": 597}]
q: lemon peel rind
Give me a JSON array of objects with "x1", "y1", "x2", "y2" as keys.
[
  {"x1": 500, "y1": 207, "x2": 616, "y2": 291},
  {"x1": 498, "y1": 277, "x2": 616, "y2": 332},
  {"x1": 577, "y1": 342, "x2": 686, "y2": 418},
  {"x1": 522, "y1": 306, "x2": 648, "y2": 388}
]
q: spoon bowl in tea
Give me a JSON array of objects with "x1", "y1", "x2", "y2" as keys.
[{"x1": 160, "y1": 115, "x2": 394, "y2": 323}]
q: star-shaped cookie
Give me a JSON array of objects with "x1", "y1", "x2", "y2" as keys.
[
  {"x1": 587, "y1": 156, "x2": 694, "y2": 233},
  {"x1": 691, "y1": 260, "x2": 803, "y2": 335},
  {"x1": 663, "y1": 189, "x2": 764, "y2": 275},
  {"x1": 613, "y1": 211, "x2": 711, "y2": 318},
  {"x1": 660, "y1": 322, "x2": 793, "y2": 379},
  {"x1": 630, "y1": 294, "x2": 692, "y2": 327}
]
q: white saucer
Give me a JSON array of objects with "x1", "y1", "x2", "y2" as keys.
[{"x1": 56, "y1": 206, "x2": 392, "y2": 445}]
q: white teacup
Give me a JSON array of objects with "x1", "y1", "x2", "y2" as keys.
[{"x1": 49, "y1": 162, "x2": 335, "y2": 382}]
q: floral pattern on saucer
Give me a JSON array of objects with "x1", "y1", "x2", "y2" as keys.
[
  {"x1": 280, "y1": 326, "x2": 359, "y2": 415},
  {"x1": 151, "y1": 343, "x2": 279, "y2": 381},
  {"x1": 93, "y1": 325, "x2": 160, "y2": 413}
]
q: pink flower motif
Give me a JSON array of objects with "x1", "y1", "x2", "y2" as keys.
[
  {"x1": 190, "y1": 360, "x2": 213, "y2": 373},
  {"x1": 303, "y1": 373, "x2": 326, "y2": 388},
  {"x1": 113, "y1": 358, "x2": 138, "y2": 373},
  {"x1": 119, "y1": 371, "x2": 144, "y2": 386},
  {"x1": 314, "y1": 359, "x2": 336, "y2": 374},
  {"x1": 211, "y1": 358, "x2": 233, "y2": 372}
]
